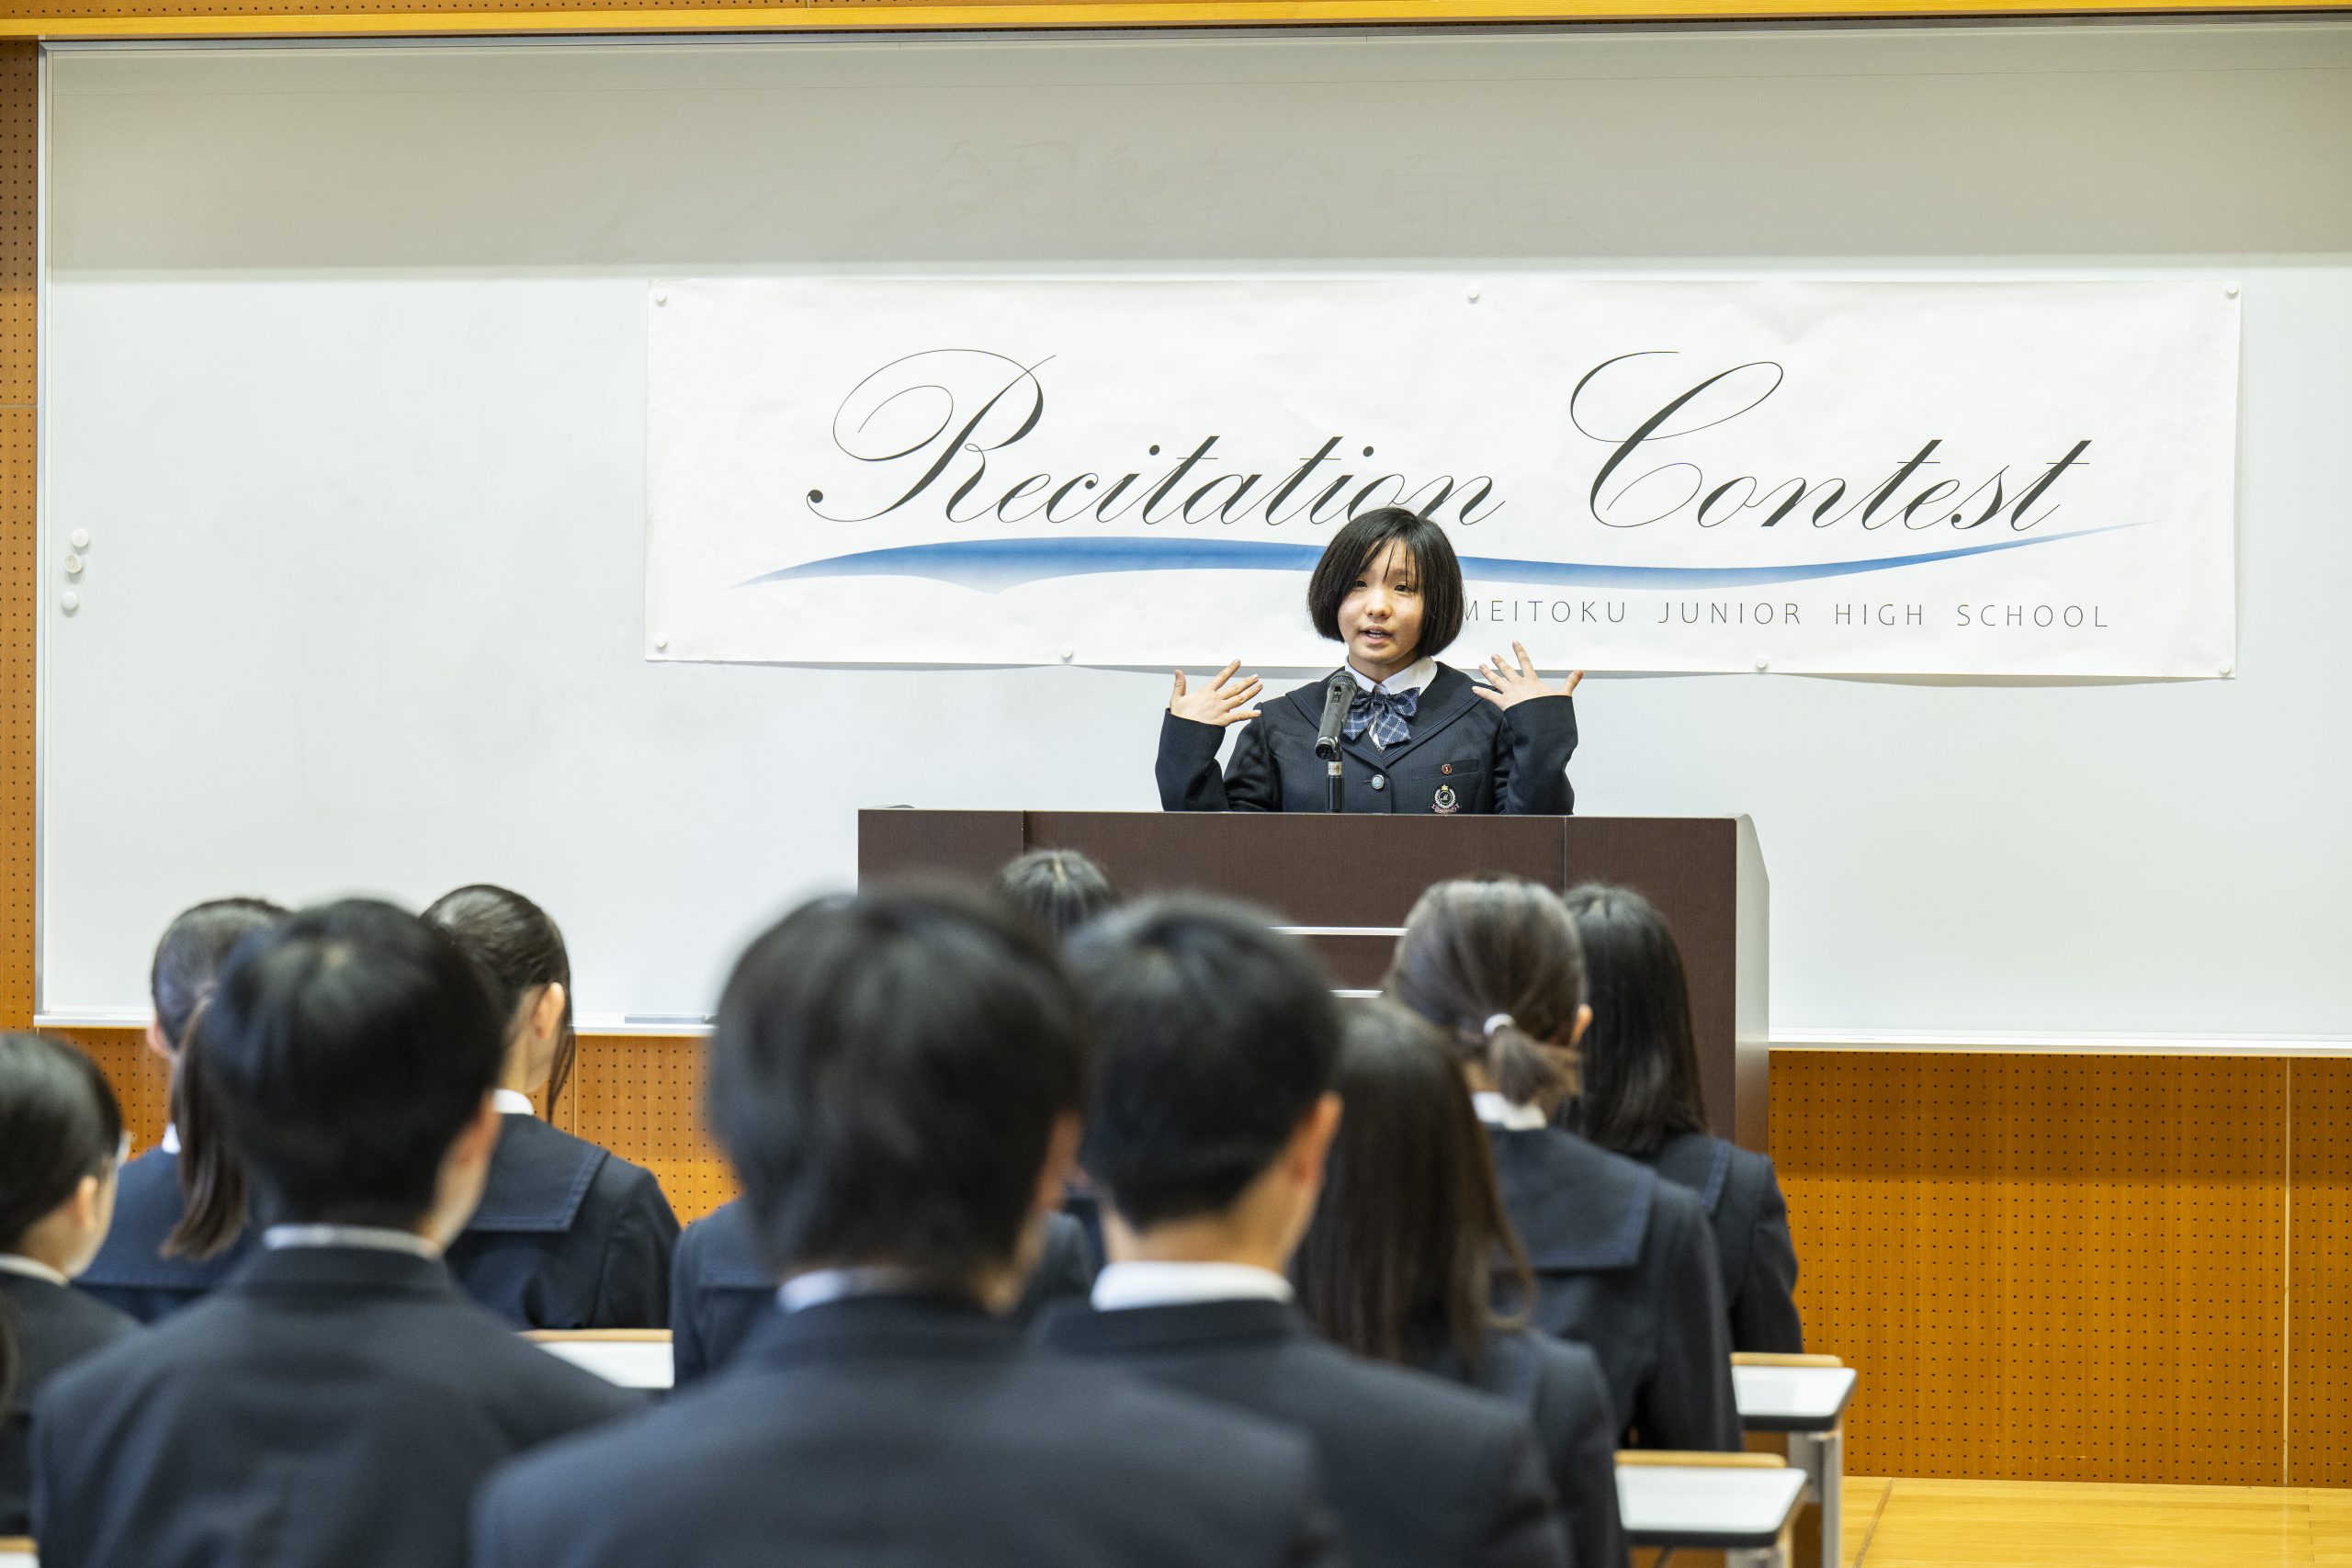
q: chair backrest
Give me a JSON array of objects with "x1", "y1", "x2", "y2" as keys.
[{"x1": 525, "y1": 1328, "x2": 674, "y2": 1390}]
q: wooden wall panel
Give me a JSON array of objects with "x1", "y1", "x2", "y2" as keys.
[
  {"x1": 1771, "y1": 1051, "x2": 2287, "y2": 1485},
  {"x1": 570, "y1": 1033, "x2": 734, "y2": 1223},
  {"x1": 2291, "y1": 1058, "x2": 2352, "y2": 1487},
  {"x1": 0, "y1": 42, "x2": 28, "y2": 1032}
]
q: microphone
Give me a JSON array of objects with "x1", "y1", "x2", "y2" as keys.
[{"x1": 1314, "y1": 673, "x2": 1354, "y2": 762}]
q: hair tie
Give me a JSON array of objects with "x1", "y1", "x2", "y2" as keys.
[{"x1": 1482, "y1": 1013, "x2": 1515, "y2": 1039}]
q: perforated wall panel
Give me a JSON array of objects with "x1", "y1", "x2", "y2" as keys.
[
  {"x1": 2291, "y1": 1058, "x2": 2352, "y2": 1487},
  {"x1": 1773, "y1": 1051, "x2": 2288, "y2": 1485}
]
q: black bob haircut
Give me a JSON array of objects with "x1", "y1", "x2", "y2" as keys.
[
  {"x1": 1067, "y1": 896, "x2": 1340, "y2": 1231},
  {"x1": 184, "y1": 899, "x2": 505, "y2": 1233},
  {"x1": 1305, "y1": 507, "x2": 1466, "y2": 663},
  {"x1": 994, "y1": 849, "x2": 1120, "y2": 943},
  {"x1": 708, "y1": 882, "x2": 1088, "y2": 1288}
]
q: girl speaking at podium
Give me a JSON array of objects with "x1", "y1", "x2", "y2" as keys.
[{"x1": 1157, "y1": 507, "x2": 1582, "y2": 815}]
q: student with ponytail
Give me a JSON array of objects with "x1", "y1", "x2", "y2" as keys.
[
  {"x1": 30, "y1": 900, "x2": 639, "y2": 1568},
  {"x1": 1294, "y1": 1001, "x2": 1626, "y2": 1568},
  {"x1": 0, "y1": 1034, "x2": 135, "y2": 1536},
  {"x1": 1387, "y1": 877, "x2": 1739, "y2": 1452},
  {"x1": 1562, "y1": 886, "x2": 1802, "y2": 1353},
  {"x1": 424, "y1": 885, "x2": 679, "y2": 1329},
  {"x1": 77, "y1": 897, "x2": 284, "y2": 1322}
]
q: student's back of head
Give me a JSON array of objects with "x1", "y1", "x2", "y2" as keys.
[
  {"x1": 0, "y1": 1033, "x2": 126, "y2": 1387},
  {"x1": 709, "y1": 882, "x2": 1087, "y2": 1300},
  {"x1": 994, "y1": 849, "x2": 1120, "y2": 942},
  {"x1": 1386, "y1": 876, "x2": 1589, "y2": 1114},
  {"x1": 1065, "y1": 897, "x2": 1340, "y2": 1231},
  {"x1": 1560, "y1": 884, "x2": 1707, "y2": 1156},
  {"x1": 185, "y1": 898, "x2": 505, "y2": 1235},
  {"x1": 424, "y1": 884, "x2": 577, "y2": 1110},
  {"x1": 1292, "y1": 1000, "x2": 1529, "y2": 1374},
  {"x1": 150, "y1": 898, "x2": 288, "y2": 1261}
]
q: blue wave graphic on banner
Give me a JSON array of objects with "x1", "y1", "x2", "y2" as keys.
[{"x1": 740, "y1": 524, "x2": 2140, "y2": 593}]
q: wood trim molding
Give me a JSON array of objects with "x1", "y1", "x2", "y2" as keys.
[{"x1": 9, "y1": 0, "x2": 2349, "y2": 39}]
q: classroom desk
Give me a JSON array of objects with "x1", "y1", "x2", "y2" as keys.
[
  {"x1": 0, "y1": 1537, "x2": 33, "y2": 1567},
  {"x1": 1734, "y1": 1359, "x2": 1859, "y2": 1568},
  {"x1": 527, "y1": 1329, "x2": 675, "y2": 1390},
  {"x1": 1616, "y1": 1456, "x2": 1808, "y2": 1568}
]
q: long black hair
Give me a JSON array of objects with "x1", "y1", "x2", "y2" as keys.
[
  {"x1": 153, "y1": 898, "x2": 287, "y2": 1260},
  {"x1": 1292, "y1": 1001, "x2": 1532, "y2": 1379},
  {"x1": 1305, "y1": 506, "x2": 1466, "y2": 662},
  {"x1": 424, "y1": 885, "x2": 578, "y2": 1111},
  {"x1": 0, "y1": 1032, "x2": 124, "y2": 1413},
  {"x1": 1560, "y1": 885, "x2": 1708, "y2": 1155}
]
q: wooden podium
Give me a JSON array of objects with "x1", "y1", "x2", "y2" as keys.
[{"x1": 859, "y1": 811, "x2": 1770, "y2": 1152}]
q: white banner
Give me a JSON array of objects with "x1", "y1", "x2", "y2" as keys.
[{"x1": 646, "y1": 277, "x2": 2238, "y2": 677}]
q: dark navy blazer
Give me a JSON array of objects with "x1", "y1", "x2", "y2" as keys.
[
  {"x1": 1640, "y1": 1132, "x2": 1804, "y2": 1355},
  {"x1": 444, "y1": 1112, "x2": 680, "y2": 1330},
  {"x1": 74, "y1": 1145, "x2": 256, "y2": 1324},
  {"x1": 32, "y1": 1245, "x2": 640, "y2": 1568},
  {"x1": 476, "y1": 1293, "x2": 1344, "y2": 1568},
  {"x1": 1, "y1": 1271, "x2": 137, "y2": 1536},
  {"x1": 670, "y1": 1196, "x2": 1097, "y2": 1385},
  {"x1": 1487, "y1": 1126, "x2": 1740, "y2": 1452},
  {"x1": 1040, "y1": 1296, "x2": 1568, "y2": 1568},
  {"x1": 1427, "y1": 1327, "x2": 1627, "y2": 1568},
  {"x1": 1159, "y1": 665, "x2": 1577, "y2": 816}
]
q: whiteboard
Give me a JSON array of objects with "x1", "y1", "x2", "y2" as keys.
[{"x1": 38, "y1": 24, "x2": 2352, "y2": 1043}]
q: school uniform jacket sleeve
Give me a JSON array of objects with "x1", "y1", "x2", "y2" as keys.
[
  {"x1": 590, "y1": 1165, "x2": 681, "y2": 1329},
  {"x1": 1728, "y1": 1156, "x2": 1804, "y2": 1355},
  {"x1": 1157, "y1": 712, "x2": 1281, "y2": 812},
  {"x1": 1481, "y1": 1423, "x2": 1577, "y2": 1568},
  {"x1": 1634, "y1": 1185, "x2": 1742, "y2": 1452},
  {"x1": 667, "y1": 1220, "x2": 710, "y2": 1385},
  {"x1": 1493, "y1": 695, "x2": 1578, "y2": 817}
]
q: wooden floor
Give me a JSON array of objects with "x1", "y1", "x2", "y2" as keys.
[{"x1": 1824, "y1": 1478, "x2": 2352, "y2": 1567}]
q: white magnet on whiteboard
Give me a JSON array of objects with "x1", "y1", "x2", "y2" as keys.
[
  {"x1": 69, "y1": 529, "x2": 90, "y2": 549},
  {"x1": 1059, "y1": 647, "x2": 1076, "y2": 663},
  {"x1": 1466, "y1": 284, "x2": 1482, "y2": 303},
  {"x1": 653, "y1": 291, "x2": 669, "y2": 307},
  {"x1": 1754, "y1": 656, "x2": 1769, "y2": 671},
  {"x1": 653, "y1": 636, "x2": 670, "y2": 651},
  {"x1": 2224, "y1": 283, "x2": 2240, "y2": 298},
  {"x1": 2220, "y1": 660, "x2": 2233, "y2": 676},
  {"x1": 60, "y1": 592, "x2": 78, "y2": 614},
  {"x1": 63, "y1": 553, "x2": 83, "y2": 576}
]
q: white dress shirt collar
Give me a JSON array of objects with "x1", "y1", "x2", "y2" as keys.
[
  {"x1": 160, "y1": 1122, "x2": 181, "y2": 1156},
  {"x1": 1346, "y1": 655, "x2": 1438, "y2": 697},
  {"x1": 0, "y1": 1253, "x2": 69, "y2": 1287},
  {"x1": 1091, "y1": 1260, "x2": 1295, "y2": 1312},
  {"x1": 491, "y1": 1089, "x2": 537, "y2": 1117},
  {"x1": 1470, "y1": 1091, "x2": 1552, "y2": 1133},
  {"x1": 777, "y1": 1265, "x2": 935, "y2": 1314},
  {"x1": 262, "y1": 1224, "x2": 441, "y2": 1259}
]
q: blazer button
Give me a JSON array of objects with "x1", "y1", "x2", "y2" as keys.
[{"x1": 1371, "y1": 774, "x2": 1387, "y2": 791}]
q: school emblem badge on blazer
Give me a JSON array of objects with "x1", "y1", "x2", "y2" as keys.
[{"x1": 1433, "y1": 784, "x2": 1460, "y2": 814}]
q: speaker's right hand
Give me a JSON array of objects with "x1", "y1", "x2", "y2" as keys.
[{"x1": 1169, "y1": 660, "x2": 1264, "y2": 728}]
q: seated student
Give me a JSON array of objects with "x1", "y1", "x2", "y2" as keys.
[
  {"x1": 476, "y1": 885, "x2": 1341, "y2": 1568},
  {"x1": 424, "y1": 885, "x2": 679, "y2": 1329},
  {"x1": 0, "y1": 1035, "x2": 138, "y2": 1537},
  {"x1": 669, "y1": 1189, "x2": 1093, "y2": 1386},
  {"x1": 31, "y1": 900, "x2": 640, "y2": 1568},
  {"x1": 1563, "y1": 886, "x2": 1803, "y2": 1355},
  {"x1": 995, "y1": 847, "x2": 1120, "y2": 941},
  {"x1": 1388, "y1": 877, "x2": 1740, "y2": 1452},
  {"x1": 1294, "y1": 1001, "x2": 1626, "y2": 1568},
  {"x1": 993, "y1": 844, "x2": 1118, "y2": 1266},
  {"x1": 1039, "y1": 897, "x2": 1570, "y2": 1568},
  {"x1": 76, "y1": 897, "x2": 283, "y2": 1322}
]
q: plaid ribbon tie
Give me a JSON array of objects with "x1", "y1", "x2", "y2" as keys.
[{"x1": 1342, "y1": 686, "x2": 1419, "y2": 749}]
